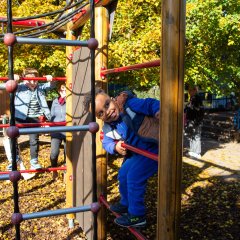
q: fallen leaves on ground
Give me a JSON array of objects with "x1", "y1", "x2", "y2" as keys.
[{"x1": 0, "y1": 137, "x2": 240, "y2": 239}]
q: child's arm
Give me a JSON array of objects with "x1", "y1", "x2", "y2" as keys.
[
  {"x1": 102, "y1": 134, "x2": 127, "y2": 156},
  {"x1": 102, "y1": 134, "x2": 117, "y2": 154},
  {"x1": 115, "y1": 140, "x2": 127, "y2": 156},
  {"x1": 127, "y1": 97, "x2": 160, "y2": 117},
  {"x1": 40, "y1": 75, "x2": 56, "y2": 92},
  {"x1": 50, "y1": 99, "x2": 56, "y2": 121}
]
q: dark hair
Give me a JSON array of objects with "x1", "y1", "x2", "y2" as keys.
[
  {"x1": 22, "y1": 68, "x2": 39, "y2": 77},
  {"x1": 83, "y1": 87, "x2": 106, "y2": 112},
  {"x1": 56, "y1": 82, "x2": 66, "y2": 92}
]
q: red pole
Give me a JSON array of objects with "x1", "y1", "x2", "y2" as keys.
[
  {"x1": 0, "y1": 17, "x2": 46, "y2": 27},
  {"x1": 0, "y1": 121, "x2": 66, "y2": 128},
  {"x1": 121, "y1": 143, "x2": 158, "y2": 162},
  {"x1": 12, "y1": 20, "x2": 46, "y2": 27},
  {"x1": 99, "y1": 195, "x2": 148, "y2": 240},
  {"x1": 0, "y1": 166, "x2": 67, "y2": 175},
  {"x1": 0, "y1": 77, "x2": 66, "y2": 81},
  {"x1": 100, "y1": 59, "x2": 160, "y2": 77}
]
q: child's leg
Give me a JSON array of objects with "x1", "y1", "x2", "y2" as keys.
[
  {"x1": 118, "y1": 158, "x2": 135, "y2": 207},
  {"x1": 127, "y1": 155, "x2": 158, "y2": 217},
  {"x1": 2, "y1": 137, "x2": 13, "y2": 163},
  {"x1": 50, "y1": 138, "x2": 62, "y2": 167},
  {"x1": 29, "y1": 133, "x2": 42, "y2": 169},
  {"x1": 3, "y1": 136, "x2": 25, "y2": 170},
  {"x1": 29, "y1": 133, "x2": 39, "y2": 160}
]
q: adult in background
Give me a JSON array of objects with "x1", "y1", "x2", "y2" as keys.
[{"x1": 184, "y1": 85, "x2": 204, "y2": 159}]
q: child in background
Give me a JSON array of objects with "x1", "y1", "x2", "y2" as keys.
[
  {"x1": 84, "y1": 88, "x2": 159, "y2": 228},
  {"x1": 12, "y1": 68, "x2": 54, "y2": 170},
  {"x1": 50, "y1": 83, "x2": 66, "y2": 178}
]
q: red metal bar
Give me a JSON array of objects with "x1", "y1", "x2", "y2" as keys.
[
  {"x1": 0, "y1": 17, "x2": 46, "y2": 27},
  {"x1": 100, "y1": 59, "x2": 160, "y2": 76},
  {"x1": 0, "y1": 166, "x2": 67, "y2": 175},
  {"x1": 99, "y1": 195, "x2": 148, "y2": 240},
  {"x1": 0, "y1": 122, "x2": 66, "y2": 128},
  {"x1": 121, "y1": 143, "x2": 158, "y2": 162},
  {"x1": 0, "y1": 77, "x2": 66, "y2": 81},
  {"x1": 12, "y1": 20, "x2": 46, "y2": 27}
]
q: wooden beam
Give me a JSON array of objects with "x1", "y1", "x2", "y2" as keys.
[
  {"x1": 68, "y1": 0, "x2": 113, "y2": 31},
  {"x1": 157, "y1": 1, "x2": 186, "y2": 239},
  {"x1": 65, "y1": 14, "x2": 77, "y2": 227},
  {"x1": 94, "y1": 6, "x2": 109, "y2": 240}
]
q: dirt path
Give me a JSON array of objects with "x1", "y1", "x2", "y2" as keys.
[{"x1": 184, "y1": 138, "x2": 240, "y2": 181}]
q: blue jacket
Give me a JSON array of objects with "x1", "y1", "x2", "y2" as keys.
[
  {"x1": 102, "y1": 97, "x2": 159, "y2": 155},
  {"x1": 15, "y1": 82, "x2": 55, "y2": 120},
  {"x1": 50, "y1": 97, "x2": 66, "y2": 139}
]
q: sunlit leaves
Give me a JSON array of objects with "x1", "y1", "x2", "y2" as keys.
[
  {"x1": 185, "y1": 0, "x2": 240, "y2": 96},
  {"x1": 0, "y1": 0, "x2": 66, "y2": 79},
  {"x1": 108, "y1": 0, "x2": 161, "y2": 89}
]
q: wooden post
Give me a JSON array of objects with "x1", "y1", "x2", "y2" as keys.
[
  {"x1": 95, "y1": 6, "x2": 109, "y2": 240},
  {"x1": 157, "y1": 1, "x2": 186, "y2": 239},
  {"x1": 0, "y1": 90, "x2": 10, "y2": 116},
  {"x1": 65, "y1": 17, "x2": 77, "y2": 228}
]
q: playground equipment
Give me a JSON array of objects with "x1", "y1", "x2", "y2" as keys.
[
  {"x1": 100, "y1": 59, "x2": 160, "y2": 79},
  {"x1": 0, "y1": 166, "x2": 67, "y2": 175},
  {"x1": 0, "y1": 0, "x2": 186, "y2": 239},
  {"x1": 0, "y1": 0, "x2": 101, "y2": 239},
  {"x1": 121, "y1": 142, "x2": 158, "y2": 162},
  {"x1": 0, "y1": 121, "x2": 66, "y2": 128},
  {"x1": 99, "y1": 194, "x2": 148, "y2": 240},
  {"x1": 0, "y1": 76, "x2": 66, "y2": 81}
]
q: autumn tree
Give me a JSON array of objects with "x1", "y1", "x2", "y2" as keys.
[
  {"x1": 0, "y1": 0, "x2": 239, "y2": 97},
  {"x1": 185, "y1": 0, "x2": 240, "y2": 96},
  {"x1": 108, "y1": 0, "x2": 161, "y2": 90},
  {"x1": 109, "y1": 0, "x2": 240, "y2": 96},
  {"x1": 0, "y1": 0, "x2": 66, "y2": 77}
]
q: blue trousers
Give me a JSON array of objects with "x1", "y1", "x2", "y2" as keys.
[{"x1": 118, "y1": 153, "x2": 158, "y2": 216}]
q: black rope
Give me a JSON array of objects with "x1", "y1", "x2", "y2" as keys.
[
  {"x1": 0, "y1": 2, "x2": 88, "y2": 38},
  {"x1": 0, "y1": 0, "x2": 86, "y2": 22},
  {"x1": 7, "y1": 0, "x2": 21, "y2": 238},
  {"x1": 24, "y1": 3, "x2": 88, "y2": 38},
  {"x1": 89, "y1": 0, "x2": 97, "y2": 239}
]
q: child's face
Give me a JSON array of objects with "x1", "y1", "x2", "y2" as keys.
[
  {"x1": 58, "y1": 85, "x2": 66, "y2": 98},
  {"x1": 24, "y1": 74, "x2": 38, "y2": 90},
  {"x1": 95, "y1": 93, "x2": 120, "y2": 123}
]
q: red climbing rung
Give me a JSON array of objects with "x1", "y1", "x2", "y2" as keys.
[
  {"x1": 121, "y1": 143, "x2": 158, "y2": 161},
  {"x1": 0, "y1": 77, "x2": 66, "y2": 81},
  {"x1": 99, "y1": 194, "x2": 148, "y2": 240},
  {"x1": 0, "y1": 166, "x2": 67, "y2": 175},
  {"x1": 100, "y1": 59, "x2": 160, "y2": 76}
]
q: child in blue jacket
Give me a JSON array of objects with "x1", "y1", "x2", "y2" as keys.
[{"x1": 85, "y1": 89, "x2": 159, "y2": 227}]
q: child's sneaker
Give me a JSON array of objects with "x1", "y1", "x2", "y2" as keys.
[
  {"x1": 7, "y1": 159, "x2": 24, "y2": 171},
  {"x1": 114, "y1": 214, "x2": 146, "y2": 227},
  {"x1": 188, "y1": 151, "x2": 201, "y2": 159},
  {"x1": 30, "y1": 159, "x2": 42, "y2": 170},
  {"x1": 110, "y1": 202, "x2": 128, "y2": 215}
]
